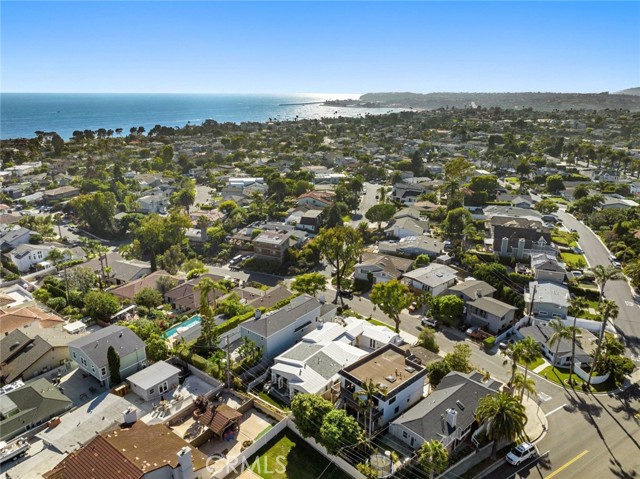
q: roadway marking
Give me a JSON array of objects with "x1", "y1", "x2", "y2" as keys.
[
  {"x1": 538, "y1": 392, "x2": 552, "y2": 402},
  {"x1": 545, "y1": 404, "x2": 567, "y2": 417},
  {"x1": 544, "y1": 450, "x2": 589, "y2": 479},
  {"x1": 624, "y1": 301, "x2": 635, "y2": 308}
]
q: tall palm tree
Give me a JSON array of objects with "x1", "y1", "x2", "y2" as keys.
[
  {"x1": 548, "y1": 318, "x2": 573, "y2": 368},
  {"x1": 475, "y1": 392, "x2": 528, "y2": 460},
  {"x1": 195, "y1": 277, "x2": 227, "y2": 350},
  {"x1": 503, "y1": 341, "x2": 526, "y2": 388},
  {"x1": 517, "y1": 337, "x2": 542, "y2": 401},
  {"x1": 418, "y1": 440, "x2": 449, "y2": 479},
  {"x1": 353, "y1": 379, "x2": 380, "y2": 438},
  {"x1": 512, "y1": 372, "x2": 536, "y2": 400},
  {"x1": 587, "y1": 299, "x2": 619, "y2": 387},
  {"x1": 623, "y1": 258, "x2": 640, "y2": 289}
]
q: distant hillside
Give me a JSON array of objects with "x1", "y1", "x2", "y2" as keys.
[
  {"x1": 616, "y1": 87, "x2": 640, "y2": 96},
  {"x1": 359, "y1": 91, "x2": 640, "y2": 111}
]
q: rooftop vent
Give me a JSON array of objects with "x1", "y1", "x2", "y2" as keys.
[
  {"x1": 378, "y1": 383, "x2": 388, "y2": 391},
  {"x1": 456, "y1": 400, "x2": 465, "y2": 411},
  {"x1": 404, "y1": 366, "x2": 415, "y2": 373},
  {"x1": 384, "y1": 375, "x2": 397, "y2": 384}
]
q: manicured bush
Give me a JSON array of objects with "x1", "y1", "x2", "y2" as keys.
[{"x1": 483, "y1": 337, "x2": 496, "y2": 349}]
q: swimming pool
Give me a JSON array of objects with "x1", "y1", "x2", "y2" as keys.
[{"x1": 164, "y1": 315, "x2": 201, "y2": 339}]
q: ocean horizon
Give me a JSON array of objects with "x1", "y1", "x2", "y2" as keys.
[{"x1": 0, "y1": 93, "x2": 404, "y2": 141}]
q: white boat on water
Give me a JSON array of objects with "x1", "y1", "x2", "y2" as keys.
[{"x1": 0, "y1": 438, "x2": 29, "y2": 464}]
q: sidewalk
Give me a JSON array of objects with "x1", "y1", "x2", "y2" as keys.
[
  {"x1": 532, "y1": 359, "x2": 550, "y2": 374},
  {"x1": 522, "y1": 394, "x2": 548, "y2": 444}
]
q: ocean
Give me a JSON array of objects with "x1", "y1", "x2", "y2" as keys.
[{"x1": 0, "y1": 93, "x2": 404, "y2": 140}]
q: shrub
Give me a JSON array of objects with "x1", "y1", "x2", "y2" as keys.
[{"x1": 483, "y1": 337, "x2": 496, "y2": 349}]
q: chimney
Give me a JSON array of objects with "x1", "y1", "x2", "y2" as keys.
[
  {"x1": 254, "y1": 309, "x2": 262, "y2": 320},
  {"x1": 122, "y1": 407, "x2": 137, "y2": 425},
  {"x1": 475, "y1": 289, "x2": 483, "y2": 300},
  {"x1": 176, "y1": 447, "x2": 194, "y2": 479},
  {"x1": 446, "y1": 408, "x2": 457, "y2": 429}
]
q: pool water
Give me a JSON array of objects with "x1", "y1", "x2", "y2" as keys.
[{"x1": 164, "y1": 315, "x2": 201, "y2": 339}]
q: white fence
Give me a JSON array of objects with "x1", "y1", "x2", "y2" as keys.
[
  {"x1": 516, "y1": 315, "x2": 616, "y2": 335},
  {"x1": 573, "y1": 362, "x2": 610, "y2": 385}
]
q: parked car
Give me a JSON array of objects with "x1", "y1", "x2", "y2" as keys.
[
  {"x1": 612, "y1": 260, "x2": 622, "y2": 269},
  {"x1": 465, "y1": 326, "x2": 480, "y2": 337},
  {"x1": 408, "y1": 302, "x2": 418, "y2": 313},
  {"x1": 608, "y1": 254, "x2": 617, "y2": 263},
  {"x1": 338, "y1": 290, "x2": 353, "y2": 299},
  {"x1": 506, "y1": 442, "x2": 537, "y2": 466},
  {"x1": 571, "y1": 246, "x2": 584, "y2": 254},
  {"x1": 421, "y1": 317, "x2": 438, "y2": 328},
  {"x1": 571, "y1": 270, "x2": 583, "y2": 278}
]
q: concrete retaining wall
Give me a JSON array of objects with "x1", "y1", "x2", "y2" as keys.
[{"x1": 574, "y1": 362, "x2": 610, "y2": 384}]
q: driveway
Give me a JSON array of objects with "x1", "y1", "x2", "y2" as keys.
[{"x1": 556, "y1": 209, "x2": 640, "y2": 357}]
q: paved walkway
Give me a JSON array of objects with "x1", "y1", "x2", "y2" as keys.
[
  {"x1": 522, "y1": 394, "x2": 548, "y2": 444},
  {"x1": 532, "y1": 359, "x2": 550, "y2": 374}
]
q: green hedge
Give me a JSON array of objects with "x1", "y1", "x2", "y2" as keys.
[
  {"x1": 483, "y1": 337, "x2": 496, "y2": 349},
  {"x1": 568, "y1": 284, "x2": 601, "y2": 301}
]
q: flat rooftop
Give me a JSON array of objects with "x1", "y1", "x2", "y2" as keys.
[{"x1": 341, "y1": 344, "x2": 425, "y2": 396}]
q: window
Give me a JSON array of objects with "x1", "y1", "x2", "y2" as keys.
[
  {"x1": 100, "y1": 367, "x2": 106, "y2": 376},
  {"x1": 389, "y1": 396, "x2": 396, "y2": 405},
  {"x1": 538, "y1": 311, "x2": 548, "y2": 316},
  {"x1": 402, "y1": 431, "x2": 408, "y2": 439},
  {"x1": 72, "y1": 352, "x2": 76, "y2": 359},
  {"x1": 159, "y1": 381, "x2": 168, "y2": 394},
  {"x1": 394, "y1": 406, "x2": 399, "y2": 414},
  {"x1": 150, "y1": 388, "x2": 155, "y2": 395}
]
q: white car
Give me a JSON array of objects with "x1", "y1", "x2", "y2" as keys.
[
  {"x1": 612, "y1": 260, "x2": 622, "y2": 269},
  {"x1": 506, "y1": 442, "x2": 537, "y2": 466},
  {"x1": 421, "y1": 317, "x2": 438, "y2": 328}
]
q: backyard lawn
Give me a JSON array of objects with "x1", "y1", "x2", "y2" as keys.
[
  {"x1": 560, "y1": 252, "x2": 588, "y2": 268},
  {"x1": 540, "y1": 365, "x2": 615, "y2": 393},
  {"x1": 518, "y1": 356, "x2": 545, "y2": 370},
  {"x1": 551, "y1": 230, "x2": 579, "y2": 247},
  {"x1": 249, "y1": 430, "x2": 353, "y2": 479}
]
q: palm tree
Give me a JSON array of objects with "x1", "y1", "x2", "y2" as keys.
[
  {"x1": 418, "y1": 440, "x2": 449, "y2": 479},
  {"x1": 47, "y1": 248, "x2": 70, "y2": 302},
  {"x1": 517, "y1": 337, "x2": 542, "y2": 401},
  {"x1": 548, "y1": 318, "x2": 573, "y2": 368},
  {"x1": 512, "y1": 372, "x2": 536, "y2": 400},
  {"x1": 475, "y1": 392, "x2": 528, "y2": 460},
  {"x1": 376, "y1": 186, "x2": 388, "y2": 204},
  {"x1": 503, "y1": 341, "x2": 526, "y2": 388},
  {"x1": 353, "y1": 379, "x2": 380, "y2": 438},
  {"x1": 587, "y1": 299, "x2": 619, "y2": 388},
  {"x1": 195, "y1": 277, "x2": 227, "y2": 350},
  {"x1": 623, "y1": 258, "x2": 640, "y2": 289}
]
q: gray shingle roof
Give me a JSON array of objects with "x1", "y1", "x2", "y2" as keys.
[
  {"x1": 68, "y1": 325, "x2": 145, "y2": 368},
  {"x1": 1, "y1": 330, "x2": 54, "y2": 384},
  {"x1": 127, "y1": 361, "x2": 180, "y2": 390},
  {"x1": 448, "y1": 280, "x2": 497, "y2": 298},
  {"x1": 241, "y1": 295, "x2": 320, "y2": 337},
  {"x1": 467, "y1": 297, "x2": 517, "y2": 317}
]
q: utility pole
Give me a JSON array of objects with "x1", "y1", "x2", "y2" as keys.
[
  {"x1": 528, "y1": 284, "x2": 537, "y2": 325},
  {"x1": 225, "y1": 335, "x2": 231, "y2": 389}
]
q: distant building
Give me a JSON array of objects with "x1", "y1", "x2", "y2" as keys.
[
  {"x1": 252, "y1": 230, "x2": 292, "y2": 264},
  {"x1": 491, "y1": 216, "x2": 554, "y2": 259},
  {"x1": 127, "y1": 361, "x2": 180, "y2": 401},
  {"x1": 43, "y1": 186, "x2": 80, "y2": 204},
  {"x1": 402, "y1": 264, "x2": 458, "y2": 296},
  {"x1": 466, "y1": 297, "x2": 518, "y2": 334}
]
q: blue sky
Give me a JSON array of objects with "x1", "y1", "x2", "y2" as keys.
[{"x1": 1, "y1": 1, "x2": 638, "y2": 93}]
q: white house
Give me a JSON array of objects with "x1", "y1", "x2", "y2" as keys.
[
  {"x1": 525, "y1": 281, "x2": 570, "y2": 319},
  {"x1": 137, "y1": 193, "x2": 170, "y2": 214},
  {"x1": 517, "y1": 320, "x2": 594, "y2": 368},
  {"x1": 6, "y1": 244, "x2": 54, "y2": 272},
  {"x1": 531, "y1": 252, "x2": 566, "y2": 284},
  {"x1": 339, "y1": 344, "x2": 427, "y2": 430},
  {"x1": 127, "y1": 361, "x2": 180, "y2": 401},
  {"x1": 385, "y1": 217, "x2": 430, "y2": 239},
  {"x1": 354, "y1": 253, "x2": 413, "y2": 285},
  {"x1": 240, "y1": 295, "x2": 337, "y2": 359},
  {"x1": 402, "y1": 264, "x2": 458, "y2": 296},
  {"x1": 68, "y1": 325, "x2": 146, "y2": 387},
  {"x1": 0, "y1": 226, "x2": 34, "y2": 250}
]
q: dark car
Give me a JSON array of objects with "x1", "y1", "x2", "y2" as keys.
[{"x1": 338, "y1": 290, "x2": 354, "y2": 299}]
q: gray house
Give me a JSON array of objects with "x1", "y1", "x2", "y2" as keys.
[
  {"x1": 68, "y1": 325, "x2": 146, "y2": 387},
  {"x1": 466, "y1": 297, "x2": 518, "y2": 334},
  {"x1": 525, "y1": 281, "x2": 570, "y2": 319},
  {"x1": 531, "y1": 253, "x2": 566, "y2": 284},
  {"x1": 389, "y1": 371, "x2": 501, "y2": 451},
  {"x1": 448, "y1": 279, "x2": 497, "y2": 303},
  {"x1": 518, "y1": 320, "x2": 593, "y2": 367},
  {"x1": 127, "y1": 361, "x2": 180, "y2": 401},
  {"x1": 240, "y1": 295, "x2": 337, "y2": 359}
]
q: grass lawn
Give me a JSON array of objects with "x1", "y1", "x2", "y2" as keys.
[
  {"x1": 518, "y1": 356, "x2": 545, "y2": 370},
  {"x1": 560, "y1": 252, "x2": 588, "y2": 268},
  {"x1": 250, "y1": 430, "x2": 354, "y2": 479},
  {"x1": 504, "y1": 177, "x2": 519, "y2": 185},
  {"x1": 540, "y1": 365, "x2": 616, "y2": 392},
  {"x1": 552, "y1": 230, "x2": 578, "y2": 247},
  {"x1": 549, "y1": 196, "x2": 570, "y2": 205},
  {"x1": 367, "y1": 317, "x2": 396, "y2": 331},
  {"x1": 256, "y1": 391, "x2": 290, "y2": 411}
]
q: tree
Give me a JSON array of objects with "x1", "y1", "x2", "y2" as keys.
[
  {"x1": 132, "y1": 211, "x2": 191, "y2": 271},
  {"x1": 418, "y1": 327, "x2": 439, "y2": 353},
  {"x1": 445, "y1": 343, "x2": 473, "y2": 373},
  {"x1": 84, "y1": 291, "x2": 120, "y2": 322},
  {"x1": 171, "y1": 187, "x2": 196, "y2": 214},
  {"x1": 353, "y1": 379, "x2": 380, "y2": 437},
  {"x1": 107, "y1": 345, "x2": 121, "y2": 385},
  {"x1": 548, "y1": 318, "x2": 573, "y2": 367},
  {"x1": 159, "y1": 245, "x2": 186, "y2": 275},
  {"x1": 365, "y1": 203, "x2": 396, "y2": 230},
  {"x1": 431, "y1": 295, "x2": 464, "y2": 325},
  {"x1": 370, "y1": 280, "x2": 411, "y2": 333},
  {"x1": 516, "y1": 336, "x2": 542, "y2": 401},
  {"x1": 146, "y1": 333, "x2": 169, "y2": 361},
  {"x1": 66, "y1": 266, "x2": 97, "y2": 293},
  {"x1": 156, "y1": 275, "x2": 178, "y2": 295},
  {"x1": 442, "y1": 207, "x2": 471, "y2": 240},
  {"x1": 573, "y1": 184, "x2": 590, "y2": 200},
  {"x1": 316, "y1": 226, "x2": 363, "y2": 304},
  {"x1": 324, "y1": 203, "x2": 344, "y2": 228},
  {"x1": 512, "y1": 372, "x2": 536, "y2": 400},
  {"x1": 237, "y1": 337, "x2": 262, "y2": 366},
  {"x1": 606, "y1": 355, "x2": 635, "y2": 386},
  {"x1": 475, "y1": 392, "x2": 527, "y2": 459},
  {"x1": 70, "y1": 191, "x2": 117, "y2": 237},
  {"x1": 418, "y1": 440, "x2": 449, "y2": 478},
  {"x1": 218, "y1": 200, "x2": 238, "y2": 214},
  {"x1": 503, "y1": 341, "x2": 526, "y2": 387},
  {"x1": 133, "y1": 287, "x2": 163, "y2": 308},
  {"x1": 51, "y1": 132, "x2": 64, "y2": 156},
  {"x1": 319, "y1": 409, "x2": 365, "y2": 455},
  {"x1": 291, "y1": 272, "x2": 327, "y2": 297},
  {"x1": 291, "y1": 393, "x2": 334, "y2": 439},
  {"x1": 412, "y1": 254, "x2": 431, "y2": 269},
  {"x1": 545, "y1": 174, "x2": 565, "y2": 193},
  {"x1": 195, "y1": 277, "x2": 224, "y2": 351},
  {"x1": 534, "y1": 199, "x2": 559, "y2": 215},
  {"x1": 623, "y1": 258, "x2": 640, "y2": 287},
  {"x1": 589, "y1": 299, "x2": 619, "y2": 388},
  {"x1": 426, "y1": 360, "x2": 451, "y2": 388}
]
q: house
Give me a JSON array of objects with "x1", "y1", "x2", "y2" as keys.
[
  {"x1": 447, "y1": 279, "x2": 496, "y2": 303},
  {"x1": 296, "y1": 191, "x2": 335, "y2": 209},
  {"x1": 76, "y1": 252, "x2": 152, "y2": 286},
  {"x1": 164, "y1": 273, "x2": 228, "y2": 312},
  {"x1": 185, "y1": 228, "x2": 208, "y2": 248},
  {"x1": 297, "y1": 209, "x2": 323, "y2": 234},
  {"x1": 245, "y1": 283, "x2": 294, "y2": 310},
  {"x1": 402, "y1": 264, "x2": 458, "y2": 296},
  {"x1": 601, "y1": 195, "x2": 640, "y2": 210},
  {"x1": 339, "y1": 344, "x2": 427, "y2": 430},
  {"x1": 137, "y1": 193, "x2": 170, "y2": 214},
  {"x1": 0, "y1": 226, "x2": 34, "y2": 251},
  {"x1": 378, "y1": 236, "x2": 445, "y2": 258},
  {"x1": 240, "y1": 294, "x2": 337, "y2": 359},
  {"x1": 109, "y1": 269, "x2": 183, "y2": 301},
  {"x1": 0, "y1": 284, "x2": 33, "y2": 309},
  {"x1": 44, "y1": 421, "x2": 208, "y2": 479},
  {"x1": 389, "y1": 371, "x2": 501, "y2": 451},
  {"x1": 5, "y1": 243, "x2": 56, "y2": 272},
  {"x1": 385, "y1": 216, "x2": 430, "y2": 239},
  {"x1": 525, "y1": 281, "x2": 570, "y2": 319},
  {"x1": 495, "y1": 193, "x2": 534, "y2": 209},
  {"x1": 518, "y1": 319, "x2": 594, "y2": 367},
  {"x1": 630, "y1": 181, "x2": 640, "y2": 196},
  {"x1": 354, "y1": 253, "x2": 413, "y2": 285},
  {"x1": 531, "y1": 252, "x2": 566, "y2": 284},
  {"x1": 68, "y1": 325, "x2": 146, "y2": 386},
  {"x1": 0, "y1": 377, "x2": 72, "y2": 441},
  {"x1": 0, "y1": 330, "x2": 64, "y2": 385},
  {"x1": 43, "y1": 186, "x2": 80, "y2": 204},
  {"x1": 391, "y1": 183, "x2": 425, "y2": 205},
  {"x1": 491, "y1": 216, "x2": 554, "y2": 259},
  {"x1": 0, "y1": 306, "x2": 64, "y2": 336},
  {"x1": 127, "y1": 361, "x2": 180, "y2": 401},
  {"x1": 252, "y1": 230, "x2": 291, "y2": 264},
  {"x1": 466, "y1": 297, "x2": 518, "y2": 334}
]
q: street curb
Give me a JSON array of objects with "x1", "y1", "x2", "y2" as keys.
[
  {"x1": 473, "y1": 458, "x2": 506, "y2": 479},
  {"x1": 528, "y1": 368, "x2": 630, "y2": 397}
]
